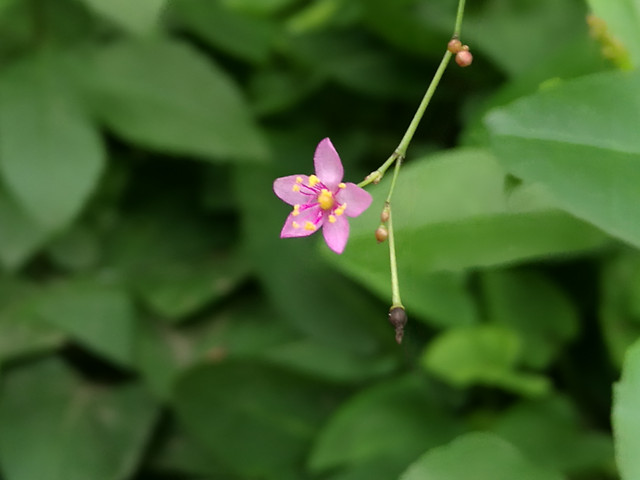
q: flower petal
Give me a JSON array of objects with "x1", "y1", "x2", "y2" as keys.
[
  {"x1": 273, "y1": 174, "x2": 311, "y2": 205},
  {"x1": 336, "y1": 183, "x2": 373, "y2": 217},
  {"x1": 314, "y1": 138, "x2": 343, "y2": 190},
  {"x1": 280, "y1": 204, "x2": 323, "y2": 238},
  {"x1": 322, "y1": 213, "x2": 349, "y2": 254}
]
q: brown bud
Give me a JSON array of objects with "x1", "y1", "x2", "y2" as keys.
[
  {"x1": 380, "y1": 206, "x2": 390, "y2": 223},
  {"x1": 388, "y1": 307, "x2": 407, "y2": 344},
  {"x1": 455, "y1": 50, "x2": 473, "y2": 67},
  {"x1": 375, "y1": 225, "x2": 388, "y2": 243},
  {"x1": 447, "y1": 38, "x2": 462, "y2": 54}
]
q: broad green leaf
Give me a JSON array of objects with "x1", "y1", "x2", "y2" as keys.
[
  {"x1": 400, "y1": 432, "x2": 565, "y2": 480},
  {"x1": 0, "y1": 279, "x2": 65, "y2": 363},
  {"x1": 309, "y1": 374, "x2": 463, "y2": 473},
  {"x1": 0, "y1": 358, "x2": 158, "y2": 480},
  {"x1": 86, "y1": 39, "x2": 267, "y2": 161},
  {"x1": 464, "y1": 0, "x2": 588, "y2": 77},
  {"x1": 481, "y1": 269, "x2": 578, "y2": 368},
  {"x1": 613, "y1": 338, "x2": 640, "y2": 480},
  {"x1": 491, "y1": 396, "x2": 614, "y2": 475},
  {"x1": 107, "y1": 205, "x2": 249, "y2": 322},
  {"x1": 173, "y1": 360, "x2": 339, "y2": 478},
  {"x1": 587, "y1": 0, "x2": 640, "y2": 68},
  {"x1": 0, "y1": 51, "x2": 105, "y2": 232},
  {"x1": 330, "y1": 149, "x2": 608, "y2": 316},
  {"x1": 600, "y1": 250, "x2": 640, "y2": 366},
  {"x1": 81, "y1": 0, "x2": 166, "y2": 34},
  {"x1": 422, "y1": 325, "x2": 550, "y2": 396},
  {"x1": 0, "y1": 187, "x2": 49, "y2": 270},
  {"x1": 170, "y1": 0, "x2": 276, "y2": 63},
  {"x1": 46, "y1": 225, "x2": 101, "y2": 272},
  {"x1": 222, "y1": 0, "x2": 297, "y2": 15},
  {"x1": 32, "y1": 279, "x2": 136, "y2": 367},
  {"x1": 485, "y1": 70, "x2": 640, "y2": 247}
]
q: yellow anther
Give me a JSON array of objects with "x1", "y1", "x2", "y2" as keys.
[
  {"x1": 335, "y1": 203, "x2": 347, "y2": 216},
  {"x1": 292, "y1": 221, "x2": 300, "y2": 229},
  {"x1": 292, "y1": 205, "x2": 300, "y2": 216},
  {"x1": 338, "y1": 182, "x2": 346, "y2": 189},
  {"x1": 304, "y1": 221, "x2": 316, "y2": 231},
  {"x1": 318, "y1": 189, "x2": 334, "y2": 210},
  {"x1": 292, "y1": 184, "x2": 300, "y2": 192},
  {"x1": 296, "y1": 176, "x2": 303, "y2": 183},
  {"x1": 329, "y1": 215, "x2": 337, "y2": 223},
  {"x1": 309, "y1": 175, "x2": 320, "y2": 187}
]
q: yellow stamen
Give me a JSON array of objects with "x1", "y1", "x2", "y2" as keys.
[
  {"x1": 318, "y1": 189, "x2": 334, "y2": 210},
  {"x1": 304, "y1": 221, "x2": 316, "y2": 231},
  {"x1": 292, "y1": 205, "x2": 300, "y2": 216},
  {"x1": 309, "y1": 175, "x2": 319, "y2": 187},
  {"x1": 335, "y1": 203, "x2": 347, "y2": 216},
  {"x1": 292, "y1": 221, "x2": 300, "y2": 229},
  {"x1": 329, "y1": 215, "x2": 337, "y2": 223},
  {"x1": 296, "y1": 176, "x2": 303, "y2": 183},
  {"x1": 292, "y1": 184, "x2": 300, "y2": 192},
  {"x1": 338, "y1": 183, "x2": 346, "y2": 189}
]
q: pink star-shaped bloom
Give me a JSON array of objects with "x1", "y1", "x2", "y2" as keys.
[{"x1": 273, "y1": 138, "x2": 373, "y2": 254}]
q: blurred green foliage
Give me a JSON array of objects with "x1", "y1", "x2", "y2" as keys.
[{"x1": 0, "y1": 0, "x2": 638, "y2": 479}]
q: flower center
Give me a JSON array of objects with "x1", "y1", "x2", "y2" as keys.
[{"x1": 318, "y1": 189, "x2": 334, "y2": 210}]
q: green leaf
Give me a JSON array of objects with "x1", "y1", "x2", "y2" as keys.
[
  {"x1": 587, "y1": 0, "x2": 640, "y2": 68},
  {"x1": 464, "y1": 0, "x2": 588, "y2": 77},
  {"x1": 0, "y1": 279, "x2": 65, "y2": 363},
  {"x1": 0, "y1": 51, "x2": 105, "y2": 232},
  {"x1": 0, "y1": 187, "x2": 49, "y2": 270},
  {"x1": 481, "y1": 269, "x2": 578, "y2": 368},
  {"x1": 422, "y1": 325, "x2": 550, "y2": 396},
  {"x1": 309, "y1": 374, "x2": 463, "y2": 473},
  {"x1": 86, "y1": 38, "x2": 267, "y2": 161},
  {"x1": 80, "y1": 0, "x2": 166, "y2": 35},
  {"x1": 170, "y1": 0, "x2": 276, "y2": 63},
  {"x1": 485, "y1": 70, "x2": 640, "y2": 247},
  {"x1": 173, "y1": 360, "x2": 338, "y2": 478},
  {"x1": 32, "y1": 279, "x2": 136, "y2": 367},
  {"x1": 399, "y1": 432, "x2": 566, "y2": 480},
  {"x1": 491, "y1": 396, "x2": 614, "y2": 475},
  {"x1": 0, "y1": 358, "x2": 158, "y2": 480},
  {"x1": 107, "y1": 206, "x2": 249, "y2": 321},
  {"x1": 330, "y1": 149, "x2": 608, "y2": 314},
  {"x1": 600, "y1": 251, "x2": 640, "y2": 366},
  {"x1": 613, "y1": 338, "x2": 640, "y2": 480}
]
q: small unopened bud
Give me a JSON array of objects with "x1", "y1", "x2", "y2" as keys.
[
  {"x1": 380, "y1": 206, "x2": 390, "y2": 223},
  {"x1": 375, "y1": 225, "x2": 388, "y2": 243},
  {"x1": 388, "y1": 307, "x2": 408, "y2": 344},
  {"x1": 455, "y1": 50, "x2": 473, "y2": 67},
  {"x1": 447, "y1": 38, "x2": 462, "y2": 54}
]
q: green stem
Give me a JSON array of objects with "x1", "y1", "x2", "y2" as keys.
[
  {"x1": 387, "y1": 158, "x2": 403, "y2": 308},
  {"x1": 357, "y1": 0, "x2": 467, "y2": 189},
  {"x1": 453, "y1": 0, "x2": 466, "y2": 38}
]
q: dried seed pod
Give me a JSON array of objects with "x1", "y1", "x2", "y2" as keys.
[
  {"x1": 447, "y1": 38, "x2": 462, "y2": 54},
  {"x1": 375, "y1": 225, "x2": 388, "y2": 243},
  {"x1": 455, "y1": 50, "x2": 473, "y2": 67},
  {"x1": 388, "y1": 307, "x2": 408, "y2": 344}
]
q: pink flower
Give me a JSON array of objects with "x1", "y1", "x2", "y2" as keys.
[{"x1": 273, "y1": 138, "x2": 373, "y2": 254}]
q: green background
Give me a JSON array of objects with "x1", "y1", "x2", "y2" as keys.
[{"x1": 0, "y1": 0, "x2": 639, "y2": 479}]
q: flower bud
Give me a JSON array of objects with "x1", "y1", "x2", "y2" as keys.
[
  {"x1": 375, "y1": 225, "x2": 388, "y2": 243},
  {"x1": 455, "y1": 50, "x2": 473, "y2": 67},
  {"x1": 388, "y1": 307, "x2": 408, "y2": 344},
  {"x1": 447, "y1": 38, "x2": 462, "y2": 54},
  {"x1": 380, "y1": 206, "x2": 390, "y2": 223}
]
